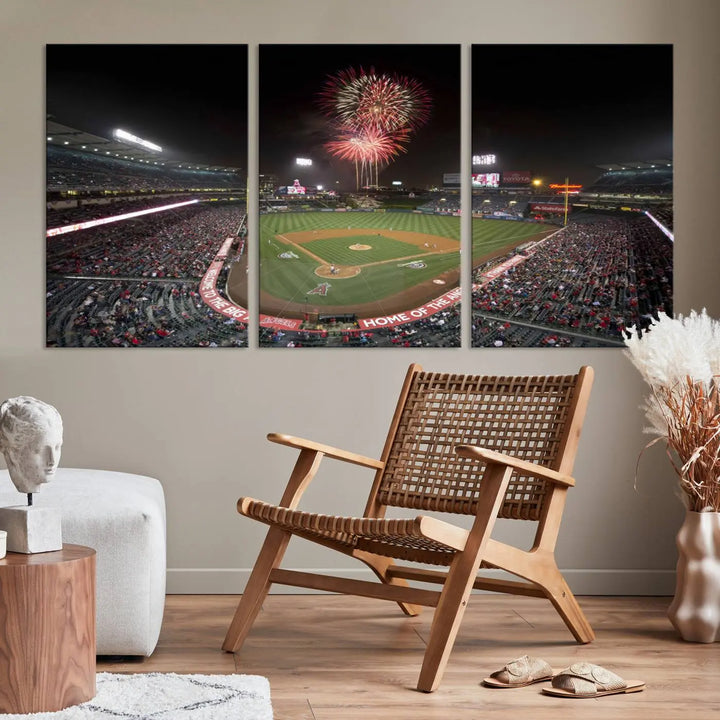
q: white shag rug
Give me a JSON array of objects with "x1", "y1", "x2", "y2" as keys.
[{"x1": 1, "y1": 672, "x2": 273, "y2": 719}]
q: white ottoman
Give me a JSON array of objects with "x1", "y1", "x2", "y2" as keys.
[{"x1": 0, "y1": 468, "x2": 166, "y2": 656}]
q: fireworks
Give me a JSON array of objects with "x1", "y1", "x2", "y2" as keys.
[
  {"x1": 325, "y1": 127, "x2": 409, "y2": 189},
  {"x1": 325, "y1": 127, "x2": 409, "y2": 164},
  {"x1": 320, "y1": 67, "x2": 431, "y2": 189},
  {"x1": 321, "y1": 67, "x2": 430, "y2": 134}
]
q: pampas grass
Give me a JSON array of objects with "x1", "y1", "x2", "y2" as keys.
[{"x1": 625, "y1": 310, "x2": 720, "y2": 512}]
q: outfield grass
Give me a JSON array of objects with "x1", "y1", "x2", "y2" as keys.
[
  {"x1": 260, "y1": 211, "x2": 459, "y2": 309},
  {"x1": 262, "y1": 210, "x2": 461, "y2": 239},
  {"x1": 472, "y1": 219, "x2": 552, "y2": 259},
  {"x1": 301, "y1": 235, "x2": 431, "y2": 265}
]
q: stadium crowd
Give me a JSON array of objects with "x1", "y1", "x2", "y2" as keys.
[
  {"x1": 46, "y1": 200, "x2": 247, "y2": 347},
  {"x1": 417, "y1": 193, "x2": 535, "y2": 218},
  {"x1": 47, "y1": 202, "x2": 244, "y2": 279},
  {"x1": 583, "y1": 167, "x2": 673, "y2": 197},
  {"x1": 472, "y1": 193, "x2": 530, "y2": 217},
  {"x1": 416, "y1": 197, "x2": 461, "y2": 214},
  {"x1": 47, "y1": 146, "x2": 243, "y2": 193},
  {"x1": 47, "y1": 277, "x2": 246, "y2": 348},
  {"x1": 471, "y1": 212, "x2": 672, "y2": 346},
  {"x1": 260, "y1": 305, "x2": 460, "y2": 348}
]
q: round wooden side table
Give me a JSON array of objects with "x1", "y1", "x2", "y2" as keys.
[{"x1": 0, "y1": 544, "x2": 96, "y2": 713}]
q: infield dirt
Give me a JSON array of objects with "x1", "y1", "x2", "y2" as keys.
[{"x1": 281, "y1": 227, "x2": 458, "y2": 253}]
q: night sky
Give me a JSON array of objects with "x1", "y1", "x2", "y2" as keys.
[
  {"x1": 46, "y1": 45, "x2": 248, "y2": 168},
  {"x1": 46, "y1": 44, "x2": 672, "y2": 190},
  {"x1": 472, "y1": 44, "x2": 673, "y2": 186},
  {"x1": 259, "y1": 45, "x2": 460, "y2": 190}
]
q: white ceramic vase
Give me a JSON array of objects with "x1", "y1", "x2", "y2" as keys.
[{"x1": 667, "y1": 510, "x2": 720, "y2": 642}]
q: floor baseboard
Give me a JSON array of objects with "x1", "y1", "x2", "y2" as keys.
[{"x1": 166, "y1": 567, "x2": 675, "y2": 595}]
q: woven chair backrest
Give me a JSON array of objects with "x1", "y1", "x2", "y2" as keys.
[{"x1": 377, "y1": 370, "x2": 582, "y2": 520}]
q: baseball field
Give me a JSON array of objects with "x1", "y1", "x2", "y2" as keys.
[
  {"x1": 254, "y1": 211, "x2": 459, "y2": 319},
  {"x1": 227, "y1": 210, "x2": 552, "y2": 319}
]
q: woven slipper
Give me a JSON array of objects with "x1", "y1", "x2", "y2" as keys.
[
  {"x1": 542, "y1": 662, "x2": 645, "y2": 698},
  {"x1": 483, "y1": 655, "x2": 557, "y2": 688}
]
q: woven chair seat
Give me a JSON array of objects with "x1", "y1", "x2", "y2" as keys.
[{"x1": 240, "y1": 498, "x2": 457, "y2": 565}]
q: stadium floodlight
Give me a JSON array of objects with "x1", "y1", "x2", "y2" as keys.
[
  {"x1": 392, "y1": 181, "x2": 402, "y2": 186},
  {"x1": 532, "y1": 179, "x2": 542, "y2": 187},
  {"x1": 296, "y1": 158, "x2": 313, "y2": 167},
  {"x1": 472, "y1": 154, "x2": 496, "y2": 166},
  {"x1": 317, "y1": 184, "x2": 324, "y2": 190},
  {"x1": 64, "y1": 141, "x2": 69, "y2": 145},
  {"x1": 47, "y1": 137, "x2": 52, "y2": 141},
  {"x1": 113, "y1": 128, "x2": 162, "y2": 153}
]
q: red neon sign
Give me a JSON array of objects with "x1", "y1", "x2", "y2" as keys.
[{"x1": 47, "y1": 199, "x2": 200, "y2": 237}]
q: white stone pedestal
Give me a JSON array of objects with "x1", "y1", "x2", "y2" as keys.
[{"x1": 0, "y1": 506, "x2": 62, "y2": 553}]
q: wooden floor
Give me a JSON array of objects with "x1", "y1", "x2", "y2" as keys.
[{"x1": 99, "y1": 594, "x2": 720, "y2": 719}]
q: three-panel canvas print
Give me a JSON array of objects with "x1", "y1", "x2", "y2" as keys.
[{"x1": 46, "y1": 44, "x2": 672, "y2": 349}]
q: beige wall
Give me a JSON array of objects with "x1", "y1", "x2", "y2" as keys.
[{"x1": 1, "y1": 0, "x2": 718, "y2": 594}]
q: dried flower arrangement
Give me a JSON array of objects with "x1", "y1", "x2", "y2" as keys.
[{"x1": 624, "y1": 310, "x2": 720, "y2": 512}]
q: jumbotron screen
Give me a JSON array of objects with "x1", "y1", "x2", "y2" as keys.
[
  {"x1": 472, "y1": 173, "x2": 500, "y2": 188},
  {"x1": 280, "y1": 178, "x2": 306, "y2": 195}
]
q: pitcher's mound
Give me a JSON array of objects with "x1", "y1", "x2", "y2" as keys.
[{"x1": 349, "y1": 244, "x2": 372, "y2": 251}]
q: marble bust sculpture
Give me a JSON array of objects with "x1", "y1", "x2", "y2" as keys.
[{"x1": 0, "y1": 396, "x2": 63, "y2": 496}]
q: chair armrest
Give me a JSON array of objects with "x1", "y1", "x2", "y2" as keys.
[
  {"x1": 454, "y1": 445, "x2": 575, "y2": 487},
  {"x1": 267, "y1": 433, "x2": 385, "y2": 470}
]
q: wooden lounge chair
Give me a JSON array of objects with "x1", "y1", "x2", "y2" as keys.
[{"x1": 223, "y1": 363, "x2": 595, "y2": 692}]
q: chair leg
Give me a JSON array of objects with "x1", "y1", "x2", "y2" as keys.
[
  {"x1": 415, "y1": 552, "x2": 480, "y2": 692},
  {"x1": 541, "y1": 571, "x2": 595, "y2": 644},
  {"x1": 416, "y1": 462, "x2": 512, "y2": 692},
  {"x1": 222, "y1": 526, "x2": 291, "y2": 652}
]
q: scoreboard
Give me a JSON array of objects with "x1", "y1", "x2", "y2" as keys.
[{"x1": 471, "y1": 173, "x2": 500, "y2": 188}]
